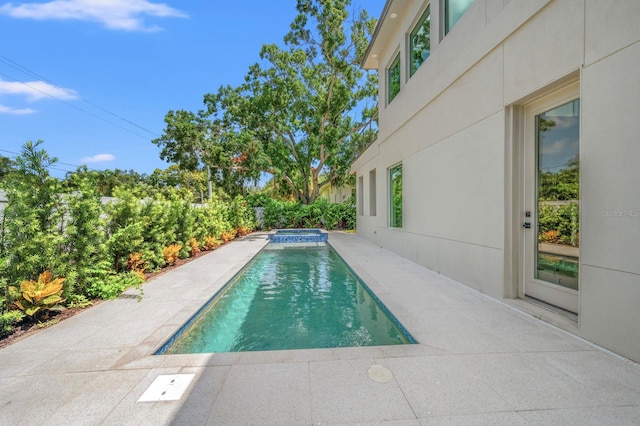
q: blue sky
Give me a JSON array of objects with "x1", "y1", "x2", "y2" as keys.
[{"x1": 0, "y1": 0, "x2": 385, "y2": 178}]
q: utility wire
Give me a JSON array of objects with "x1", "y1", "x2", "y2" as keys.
[
  {"x1": 0, "y1": 70, "x2": 153, "y2": 140},
  {"x1": 0, "y1": 148, "x2": 101, "y2": 173},
  {"x1": 0, "y1": 53, "x2": 160, "y2": 139}
]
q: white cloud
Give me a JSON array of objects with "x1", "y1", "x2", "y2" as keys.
[
  {"x1": 81, "y1": 153, "x2": 116, "y2": 163},
  {"x1": 0, "y1": 0, "x2": 188, "y2": 31},
  {"x1": 0, "y1": 78, "x2": 78, "y2": 101},
  {"x1": 0, "y1": 103, "x2": 36, "y2": 114}
]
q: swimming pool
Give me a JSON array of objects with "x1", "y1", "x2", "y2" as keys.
[{"x1": 157, "y1": 243, "x2": 414, "y2": 354}]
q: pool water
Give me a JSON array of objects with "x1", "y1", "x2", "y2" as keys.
[
  {"x1": 538, "y1": 253, "x2": 579, "y2": 278},
  {"x1": 158, "y1": 245, "x2": 414, "y2": 354}
]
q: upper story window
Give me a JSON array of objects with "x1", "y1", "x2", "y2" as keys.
[
  {"x1": 387, "y1": 53, "x2": 401, "y2": 104},
  {"x1": 410, "y1": 5, "x2": 431, "y2": 76},
  {"x1": 444, "y1": 0, "x2": 475, "y2": 35}
]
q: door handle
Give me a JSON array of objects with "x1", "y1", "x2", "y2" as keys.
[{"x1": 523, "y1": 222, "x2": 531, "y2": 229}]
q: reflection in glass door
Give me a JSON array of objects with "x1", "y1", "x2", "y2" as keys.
[
  {"x1": 523, "y1": 90, "x2": 580, "y2": 314},
  {"x1": 536, "y1": 99, "x2": 580, "y2": 291}
]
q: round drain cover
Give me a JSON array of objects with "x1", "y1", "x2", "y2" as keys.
[{"x1": 367, "y1": 364, "x2": 393, "y2": 383}]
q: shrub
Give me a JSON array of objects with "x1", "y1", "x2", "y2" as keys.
[
  {"x1": 538, "y1": 202, "x2": 579, "y2": 247},
  {"x1": 261, "y1": 198, "x2": 355, "y2": 230},
  {"x1": 66, "y1": 294, "x2": 93, "y2": 309},
  {"x1": 86, "y1": 271, "x2": 144, "y2": 300},
  {"x1": 188, "y1": 237, "x2": 200, "y2": 257},
  {"x1": 127, "y1": 252, "x2": 147, "y2": 275},
  {"x1": 202, "y1": 236, "x2": 220, "y2": 251},
  {"x1": 8, "y1": 271, "x2": 66, "y2": 320},
  {"x1": 163, "y1": 244, "x2": 182, "y2": 266},
  {"x1": 61, "y1": 172, "x2": 108, "y2": 298},
  {"x1": 0, "y1": 310, "x2": 24, "y2": 337},
  {"x1": 228, "y1": 195, "x2": 256, "y2": 233},
  {"x1": 262, "y1": 199, "x2": 287, "y2": 229},
  {"x1": 105, "y1": 188, "x2": 145, "y2": 272},
  {"x1": 540, "y1": 230, "x2": 561, "y2": 243},
  {"x1": 338, "y1": 201, "x2": 356, "y2": 230},
  {"x1": 1, "y1": 141, "x2": 66, "y2": 291},
  {"x1": 220, "y1": 231, "x2": 235, "y2": 243},
  {"x1": 246, "y1": 192, "x2": 270, "y2": 208}
]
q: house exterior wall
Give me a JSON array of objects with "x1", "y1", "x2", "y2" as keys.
[
  {"x1": 354, "y1": 0, "x2": 640, "y2": 361},
  {"x1": 318, "y1": 183, "x2": 354, "y2": 204}
]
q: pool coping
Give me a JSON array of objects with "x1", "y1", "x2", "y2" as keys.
[{"x1": 267, "y1": 227, "x2": 329, "y2": 243}]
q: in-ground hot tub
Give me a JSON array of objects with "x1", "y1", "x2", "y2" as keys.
[{"x1": 267, "y1": 228, "x2": 328, "y2": 243}]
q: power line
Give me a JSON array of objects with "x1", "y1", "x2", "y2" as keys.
[
  {"x1": 0, "y1": 70, "x2": 154, "y2": 141},
  {"x1": 0, "y1": 148, "x2": 100, "y2": 173},
  {"x1": 0, "y1": 53, "x2": 161, "y2": 140}
]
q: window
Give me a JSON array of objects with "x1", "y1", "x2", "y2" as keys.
[
  {"x1": 410, "y1": 5, "x2": 431, "y2": 76},
  {"x1": 389, "y1": 164, "x2": 403, "y2": 227},
  {"x1": 357, "y1": 176, "x2": 364, "y2": 215},
  {"x1": 444, "y1": 0, "x2": 474, "y2": 35},
  {"x1": 369, "y1": 169, "x2": 377, "y2": 216},
  {"x1": 387, "y1": 53, "x2": 401, "y2": 104}
]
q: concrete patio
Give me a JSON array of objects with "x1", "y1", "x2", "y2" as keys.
[{"x1": 1, "y1": 232, "x2": 639, "y2": 425}]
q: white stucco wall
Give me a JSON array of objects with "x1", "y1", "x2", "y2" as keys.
[{"x1": 354, "y1": 0, "x2": 640, "y2": 361}]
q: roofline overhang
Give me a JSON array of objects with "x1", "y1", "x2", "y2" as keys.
[
  {"x1": 361, "y1": 0, "x2": 400, "y2": 70},
  {"x1": 361, "y1": 0, "x2": 393, "y2": 69}
]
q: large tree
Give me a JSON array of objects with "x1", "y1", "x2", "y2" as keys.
[
  {"x1": 154, "y1": 0, "x2": 378, "y2": 203},
  {"x1": 62, "y1": 167, "x2": 146, "y2": 197},
  {"x1": 0, "y1": 155, "x2": 13, "y2": 184}
]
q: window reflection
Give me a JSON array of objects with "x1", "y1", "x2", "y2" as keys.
[
  {"x1": 410, "y1": 5, "x2": 430, "y2": 76},
  {"x1": 388, "y1": 54, "x2": 401, "y2": 104},
  {"x1": 444, "y1": 0, "x2": 475, "y2": 35},
  {"x1": 535, "y1": 99, "x2": 580, "y2": 289},
  {"x1": 390, "y1": 164, "x2": 403, "y2": 228}
]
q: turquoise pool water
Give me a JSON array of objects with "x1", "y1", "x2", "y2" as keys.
[{"x1": 158, "y1": 244, "x2": 414, "y2": 354}]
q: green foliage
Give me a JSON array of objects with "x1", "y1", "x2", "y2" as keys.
[
  {"x1": 61, "y1": 169, "x2": 109, "y2": 296},
  {"x1": 388, "y1": 54, "x2": 401, "y2": 102},
  {"x1": 62, "y1": 167, "x2": 147, "y2": 197},
  {"x1": 537, "y1": 155, "x2": 579, "y2": 247},
  {"x1": 0, "y1": 155, "x2": 13, "y2": 184},
  {"x1": 147, "y1": 164, "x2": 207, "y2": 202},
  {"x1": 228, "y1": 195, "x2": 256, "y2": 234},
  {"x1": 538, "y1": 202, "x2": 579, "y2": 247},
  {"x1": 538, "y1": 158, "x2": 579, "y2": 201},
  {"x1": 86, "y1": 271, "x2": 144, "y2": 300},
  {"x1": 262, "y1": 198, "x2": 355, "y2": 230},
  {"x1": 0, "y1": 141, "x2": 66, "y2": 289},
  {"x1": 338, "y1": 199, "x2": 356, "y2": 231},
  {"x1": 105, "y1": 188, "x2": 145, "y2": 272},
  {"x1": 0, "y1": 310, "x2": 24, "y2": 337},
  {"x1": 163, "y1": 244, "x2": 182, "y2": 265},
  {"x1": 66, "y1": 294, "x2": 93, "y2": 309},
  {"x1": 156, "y1": 0, "x2": 378, "y2": 204},
  {"x1": 390, "y1": 164, "x2": 403, "y2": 228},
  {"x1": 0, "y1": 141, "x2": 268, "y2": 338},
  {"x1": 245, "y1": 192, "x2": 271, "y2": 208},
  {"x1": 9, "y1": 271, "x2": 66, "y2": 320}
]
